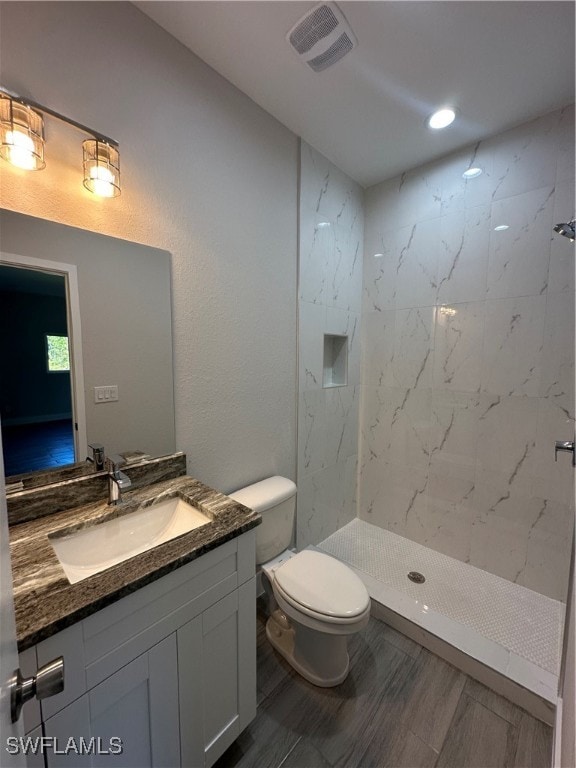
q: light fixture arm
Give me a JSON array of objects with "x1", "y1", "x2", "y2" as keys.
[{"x1": 0, "y1": 86, "x2": 118, "y2": 147}]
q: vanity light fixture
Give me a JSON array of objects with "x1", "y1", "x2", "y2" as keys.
[
  {"x1": 462, "y1": 167, "x2": 483, "y2": 179},
  {"x1": 0, "y1": 97, "x2": 45, "y2": 170},
  {"x1": 427, "y1": 107, "x2": 456, "y2": 130},
  {"x1": 0, "y1": 88, "x2": 120, "y2": 198}
]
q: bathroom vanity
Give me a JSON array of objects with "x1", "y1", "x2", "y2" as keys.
[{"x1": 8, "y1": 456, "x2": 260, "y2": 768}]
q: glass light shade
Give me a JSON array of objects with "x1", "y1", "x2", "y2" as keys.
[
  {"x1": 83, "y1": 139, "x2": 120, "y2": 198},
  {"x1": 0, "y1": 96, "x2": 45, "y2": 170}
]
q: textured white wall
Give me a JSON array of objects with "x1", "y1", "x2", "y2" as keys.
[
  {"x1": 0, "y1": 2, "x2": 298, "y2": 493},
  {"x1": 360, "y1": 106, "x2": 575, "y2": 601}
]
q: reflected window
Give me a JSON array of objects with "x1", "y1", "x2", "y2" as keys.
[{"x1": 46, "y1": 334, "x2": 70, "y2": 372}]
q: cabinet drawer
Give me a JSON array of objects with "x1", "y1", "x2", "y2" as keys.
[{"x1": 84, "y1": 540, "x2": 239, "y2": 687}]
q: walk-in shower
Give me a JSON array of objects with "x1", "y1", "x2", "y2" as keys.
[{"x1": 297, "y1": 104, "x2": 575, "y2": 726}]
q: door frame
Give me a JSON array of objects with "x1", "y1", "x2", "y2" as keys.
[{"x1": 0, "y1": 251, "x2": 88, "y2": 468}]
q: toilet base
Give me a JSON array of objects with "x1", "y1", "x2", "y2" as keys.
[{"x1": 265, "y1": 609, "x2": 350, "y2": 687}]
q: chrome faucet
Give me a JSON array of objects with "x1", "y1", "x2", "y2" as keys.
[
  {"x1": 107, "y1": 455, "x2": 132, "y2": 505},
  {"x1": 87, "y1": 443, "x2": 106, "y2": 471}
]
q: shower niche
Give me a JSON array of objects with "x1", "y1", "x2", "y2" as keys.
[{"x1": 323, "y1": 334, "x2": 348, "y2": 388}]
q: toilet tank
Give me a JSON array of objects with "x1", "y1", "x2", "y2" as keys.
[{"x1": 228, "y1": 476, "x2": 296, "y2": 565}]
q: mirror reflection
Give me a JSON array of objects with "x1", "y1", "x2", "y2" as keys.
[
  {"x1": 0, "y1": 265, "x2": 75, "y2": 476},
  {"x1": 0, "y1": 209, "x2": 176, "y2": 487}
]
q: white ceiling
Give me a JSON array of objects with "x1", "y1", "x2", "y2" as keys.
[{"x1": 137, "y1": 1, "x2": 575, "y2": 188}]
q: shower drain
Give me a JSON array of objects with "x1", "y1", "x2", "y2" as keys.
[{"x1": 407, "y1": 571, "x2": 425, "y2": 584}]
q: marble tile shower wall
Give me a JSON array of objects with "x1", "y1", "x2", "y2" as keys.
[
  {"x1": 297, "y1": 142, "x2": 364, "y2": 550},
  {"x1": 360, "y1": 106, "x2": 575, "y2": 602}
]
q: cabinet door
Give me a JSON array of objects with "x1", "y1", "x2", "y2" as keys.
[
  {"x1": 23, "y1": 726, "x2": 45, "y2": 768},
  {"x1": 178, "y1": 577, "x2": 256, "y2": 768},
  {"x1": 44, "y1": 635, "x2": 179, "y2": 768},
  {"x1": 43, "y1": 694, "x2": 91, "y2": 768}
]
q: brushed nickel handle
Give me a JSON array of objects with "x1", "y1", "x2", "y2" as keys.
[{"x1": 10, "y1": 656, "x2": 64, "y2": 723}]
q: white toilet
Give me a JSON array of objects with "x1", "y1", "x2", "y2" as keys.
[{"x1": 229, "y1": 476, "x2": 370, "y2": 687}]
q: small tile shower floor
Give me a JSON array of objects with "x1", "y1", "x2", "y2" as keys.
[{"x1": 215, "y1": 609, "x2": 552, "y2": 768}]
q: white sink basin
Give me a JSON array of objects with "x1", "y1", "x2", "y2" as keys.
[{"x1": 50, "y1": 497, "x2": 211, "y2": 584}]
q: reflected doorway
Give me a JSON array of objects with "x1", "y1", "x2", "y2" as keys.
[{"x1": 0, "y1": 257, "x2": 86, "y2": 478}]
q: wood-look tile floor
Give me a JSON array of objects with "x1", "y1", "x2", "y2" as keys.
[{"x1": 215, "y1": 610, "x2": 552, "y2": 768}]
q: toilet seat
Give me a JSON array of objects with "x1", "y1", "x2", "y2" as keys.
[
  {"x1": 273, "y1": 550, "x2": 370, "y2": 622},
  {"x1": 273, "y1": 580, "x2": 369, "y2": 626}
]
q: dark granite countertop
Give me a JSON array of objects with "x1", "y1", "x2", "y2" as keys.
[{"x1": 10, "y1": 476, "x2": 260, "y2": 651}]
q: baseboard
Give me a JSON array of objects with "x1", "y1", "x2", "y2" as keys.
[
  {"x1": 553, "y1": 696, "x2": 562, "y2": 767},
  {"x1": 2, "y1": 413, "x2": 72, "y2": 427}
]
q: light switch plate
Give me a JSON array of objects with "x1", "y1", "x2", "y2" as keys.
[{"x1": 94, "y1": 385, "x2": 119, "y2": 403}]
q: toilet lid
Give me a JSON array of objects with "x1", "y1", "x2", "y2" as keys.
[{"x1": 274, "y1": 550, "x2": 369, "y2": 619}]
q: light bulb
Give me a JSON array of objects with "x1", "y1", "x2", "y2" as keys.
[
  {"x1": 89, "y1": 164, "x2": 115, "y2": 198},
  {"x1": 6, "y1": 129, "x2": 36, "y2": 170},
  {"x1": 428, "y1": 108, "x2": 456, "y2": 130},
  {"x1": 462, "y1": 167, "x2": 483, "y2": 179}
]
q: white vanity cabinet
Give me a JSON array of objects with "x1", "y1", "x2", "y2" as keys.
[
  {"x1": 43, "y1": 634, "x2": 179, "y2": 768},
  {"x1": 23, "y1": 530, "x2": 256, "y2": 768}
]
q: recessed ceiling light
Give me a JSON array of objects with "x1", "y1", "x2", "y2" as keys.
[
  {"x1": 494, "y1": 225, "x2": 509, "y2": 231},
  {"x1": 427, "y1": 108, "x2": 456, "y2": 130},
  {"x1": 462, "y1": 167, "x2": 483, "y2": 179}
]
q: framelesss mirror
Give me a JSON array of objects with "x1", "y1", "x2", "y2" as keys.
[{"x1": 0, "y1": 209, "x2": 175, "y2": 484}]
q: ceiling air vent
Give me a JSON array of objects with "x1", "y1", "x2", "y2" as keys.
[{"x1": 286, "y1": 3, "x2": 358, "y2": 72}]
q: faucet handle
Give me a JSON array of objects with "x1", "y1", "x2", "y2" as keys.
[
  {"x1": 106, "y1": 455, "x2": 131, "y2": 505},
  {"x1": 88, "y1": 443, "x2": 106, "y2": 471},
  {"x1": 555, "y1": 440, "x2": 575, "y2": 466},
  {"x1": 106, "y1": 454, "x2": 126, "y2": 473}
]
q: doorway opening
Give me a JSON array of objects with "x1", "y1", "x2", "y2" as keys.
[{"x1": 0, "y1": 256, "x2": 86, "y2": 478}]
